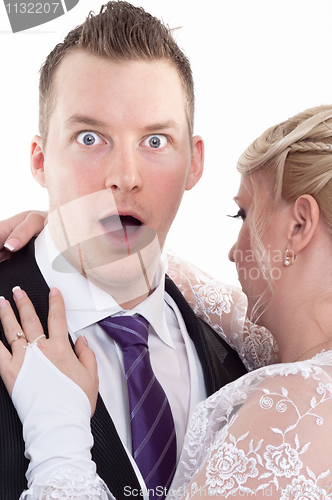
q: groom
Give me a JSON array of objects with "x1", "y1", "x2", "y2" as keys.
[{"x1": 0, "y1": 2, "x2": 246, "y2": 499}]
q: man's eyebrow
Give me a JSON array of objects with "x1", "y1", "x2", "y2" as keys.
[
  {"x1": 143, "y1": 120, "x2": 180, "y2": 132},
  {"x1": 65, "y1": 116, "x2": 180, "y2": 132},
  {"x1": 65, "y1": 115, "x2": 107, "y2": 128}
]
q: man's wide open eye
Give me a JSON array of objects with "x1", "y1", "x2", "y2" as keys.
[
  {"x1": 142, "y1": 134, "x2": 168, "y2": 149},
  {"x1": 76, "y1": 131, "x2": 104, "y2": 146}
]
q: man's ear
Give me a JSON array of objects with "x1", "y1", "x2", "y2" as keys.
[
  {"x1": 30, "y1": 135, "x2": 46, "y2": 188},
  {"x1": 185, "y1": 135, "x2": 204, "y2": 191},
  {"x1": 287, "y1": 194, "x2": 320, "y2": 254}
]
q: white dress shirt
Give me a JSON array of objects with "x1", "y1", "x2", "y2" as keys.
[{"x1": 34, "y1": 226, "x2": 207, "y2": 490}]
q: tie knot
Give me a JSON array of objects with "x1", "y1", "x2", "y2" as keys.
[{"x1": 99, "y1": 315, "x2": 149, "y2": 350}]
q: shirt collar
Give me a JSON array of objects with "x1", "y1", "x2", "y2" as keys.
[{"x1": 35, "y1": 225, "x2": 175, "y2": 348}]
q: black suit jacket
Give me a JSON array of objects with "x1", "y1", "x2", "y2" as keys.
[{"x1": 0, "y1": 239, "x2": 247, "y2": 500}]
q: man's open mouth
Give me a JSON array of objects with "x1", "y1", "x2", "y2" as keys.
[
  {"x1": 53, "y1": 214, "x2": 157, "y2": 271},
  {"x1": 100, "y1": 214, "x2": 143, "y2": 237}
]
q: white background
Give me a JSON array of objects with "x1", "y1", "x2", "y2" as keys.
[{"x1": 1, "y1": 0, "x2": 332, "y2": 286}]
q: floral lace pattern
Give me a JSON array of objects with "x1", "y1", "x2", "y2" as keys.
[
  {"x1": 20, "y1": 468, "x2": 115, "y2": 500},
  {"x1": 165, "y1": 250, "x2": 279, "y2": 370},
  {"x1": 169, "y1": 350, "x2": 332, "y2": 499}
]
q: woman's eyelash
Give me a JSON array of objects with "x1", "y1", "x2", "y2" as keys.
[{"x1": 228, "y1": 208, "x2": 246, "y2": 221}]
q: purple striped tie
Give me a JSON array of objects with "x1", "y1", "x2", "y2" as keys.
[{"x1": 99, "y1": 315, "x2": 177, "y2": 498}]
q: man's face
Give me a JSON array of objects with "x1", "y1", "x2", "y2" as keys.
[{"x1": 31, "y1": 51, "x2": 203, "y2": 305}]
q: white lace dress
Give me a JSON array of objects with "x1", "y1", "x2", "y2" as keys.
[
  {"x1": 166, "y1": 253, "x2": 332, "y2": 499},
  {"x1": 165, "y1": 251, "x2": 279, "y2": 371},
  {"x1": 168, "y1": 350, "x2": 332, "y2": 499}
]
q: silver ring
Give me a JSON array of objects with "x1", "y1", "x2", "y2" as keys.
[{"x1": 10, "y1": 332, "x2": 27, "y2": 345}]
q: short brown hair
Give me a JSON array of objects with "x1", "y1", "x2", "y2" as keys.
[{"x1": 39, "y1": 1, "x2": 194, "y2": 143}]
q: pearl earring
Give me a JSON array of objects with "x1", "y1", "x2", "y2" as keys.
[{"x1": 284, "y1": 249, "x2": 297, "y2": 266}]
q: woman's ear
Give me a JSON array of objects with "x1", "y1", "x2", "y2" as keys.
[
  {"x1": 30, "y1": 135, "x2": 46, "y2": 188},
  {"x1": 287, "y1": 194, "x2": 320, "y2": 254}
]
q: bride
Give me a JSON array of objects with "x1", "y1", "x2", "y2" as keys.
[
  {"x1": 1, "y1": 104, "x2": 332, "y2": 498},
  {"x1": 168, "y1": 104, "x2": 332, "y2": 499}
]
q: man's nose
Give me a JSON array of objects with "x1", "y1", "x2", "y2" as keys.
[{"x1": 105, "y1": 146, "x2": 143, "y2": 193}]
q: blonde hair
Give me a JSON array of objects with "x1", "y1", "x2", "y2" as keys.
[{"x1": 237, "y1": 104, "x2": 332, "y2": 319}]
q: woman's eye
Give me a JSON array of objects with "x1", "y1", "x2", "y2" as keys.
[
  {"x1": 76, "y1": 131, "x2": 104, "y2": 146},
  {"x1": 228, "y1": 208, "x2": 246, "y2": 221},
  {"x1": 142, "y1": 134, "x2": 168, "y2": 149}
]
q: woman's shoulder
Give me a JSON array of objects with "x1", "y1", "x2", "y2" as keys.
[
  {"x1": 175, "y1": 353, "x2": 332, "y2": 500},
  {"x1": 196, "y1": 350, "x2": 332, "y2": 418}
]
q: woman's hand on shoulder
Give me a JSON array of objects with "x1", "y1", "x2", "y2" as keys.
[
  {"x1": 0, "y1": 210, "x2": 47, "y2": 262},
  {"x1": 0, "y1": 286, "x2": 98, "y2": 414}
]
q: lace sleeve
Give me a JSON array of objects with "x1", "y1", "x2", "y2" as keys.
[
  {"x1": 19, "y1": 468, "x2": 114, "y2": 500},
  {"x1": 170, "y1": 351, "x2": 332, "y2": 499},
  {"x1": 11, "y1": 345, "x2": 115, "y2": 500},
  {"x1": 165, "y1": 249, "x2": 279, "y2": 370}
]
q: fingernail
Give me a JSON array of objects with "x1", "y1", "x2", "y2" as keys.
[
  {"x1": 82, "y1": 335, "x2": 88, "y2": 346},
  {"x1": 4, "y1": 239, "x2": 20, "y2": 251},
  {"x1": 0, "y1": 296, "x2": 7, "y2": 309},
  {"x1": 49, "y1": 287, "x2": 60, "y2": 296},
  {"x1": 12, "y1": 286, "x2": 24, "y2": 300}
]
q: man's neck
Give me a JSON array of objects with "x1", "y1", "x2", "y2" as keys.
[{"x1": 118, "y1": 286, "x2": 157, "y2": 310}]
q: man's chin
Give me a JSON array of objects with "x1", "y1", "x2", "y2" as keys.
[
  {"x1": 48, "y1": 209, "x2": 163, "y2": 306},
  {"x1": 52, "y1": 224, "x2": 157, "y2": 268},
  {"x1": 85, "y1": 248, "x2": 160, "y2": 307}
]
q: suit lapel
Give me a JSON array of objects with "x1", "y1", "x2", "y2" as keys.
[
  {"x1": 0, "y1": 238, "x2": 50, "y2": 341},
  {"x1": 91, "y1": 395, "x2": 141, "y2": 499},
  {"x1": 165, "y1": 275, "x2": 247, "y2": 396}
]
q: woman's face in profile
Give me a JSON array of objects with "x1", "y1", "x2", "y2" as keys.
[
  {"x1": 229, "y1": 174, "x2": 287, "y2": 322},
  {"x1": 229, "y1": 176, "x2": 266, "y2": 313}
]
